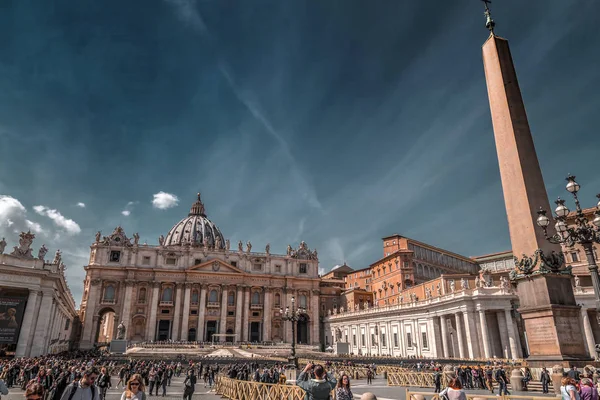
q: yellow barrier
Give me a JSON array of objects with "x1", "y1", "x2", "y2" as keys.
[
  {"x1": 214, "y1": 376, "x2": 335, "y2": 400},
  {"x1": 406, "y1": 390, "x2": 559, "y2": 400},
  {"x1": 388, "y1": 372, "x2": 443, "y2": 388}
]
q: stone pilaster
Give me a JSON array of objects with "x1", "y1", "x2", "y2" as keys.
[
  {"x1": 242, "y1": 286, "x2": 250, "y2": 342},
  {"x1": 429, "y1": 317, "x2": 440, "y2": 358},
  {"x1": 146, "y1": 283, "x2": 160, "y2": 341},
  {"x1": 581, "y1": 308, "x2": 596, "y2": 359},
  {"x1": 504, "y1": 308, "x2": 519, "y2": 360},
  {"x1": 479, "y1": 310, "x2": 491, "y2": 358},
  {"x1": 462, "y1": 310, "x2": 477, "y2": 359},
  {"x1": 311, "y1": 289, "x2": 320, "y2": 345},
  {"x1": 454, "y1": 313, "x2": 466, "y2": 358},
  {"x1": 263, "y1": 288, "x2": 272, "y2": 342},
  {"x1": 80, "y1": 279, "x2": 102, "y2": 349},
  {"x1": 440, "y1": 315, "x2": 450, "y2": 358},
  {"x1": 121, "y1": 281, "x2": 135, "y2": 338},
  {"x1": 219, "y1": 286, "x2": 228, "y2": 341},
  {"x1": 496, "y1": 311, "x2": 510, "y2": 359},
  {"x1": 180, "y1": 283, "x2": 192, "y2": 341},
  {"x1": 31, "y1": 290, "x2": 54, "y2": 356},
  {"x1": 197, "y1": 284, "x2": 207, "y2": 342},
  {"x1": 172, "y1": 284, "x2": 183, "y2": 340},
  {"x1": 235, "y1": 285, "x2": 243, "y2": 342}
]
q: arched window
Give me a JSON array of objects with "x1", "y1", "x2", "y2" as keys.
[
  {"x1": 191, "y1": 290, "x2": 199, "y2": 305},
  {"x1": 161, "y1": 287, "x2": 173, "y2": 302},
  {"x1": 228, "y1": 292, "x2": 235, "y2": 306},
  {"x1": 299, "y1": 295, "x2": 307, "y2": 308},
  {"x1": 103, "y1": 285, "x2": 115, "y2": 301},
  {"x1": 138, "y1": 287, "x2": 147, "y2": 303},
  {"x1": 209, "y1": 289, "x2": 218, "y2": 303},
  {"x1": 274, "y1": 293, "x2": 281, "y2": 306},
  {"x1": 252, "y1": 292, "x2": 260, "y2": 305}
]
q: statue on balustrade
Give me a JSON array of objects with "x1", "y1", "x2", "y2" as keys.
[{"x1": 116, "y1": 321, "x2": 126, "y2": 340}]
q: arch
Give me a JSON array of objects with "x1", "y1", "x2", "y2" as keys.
[
  {"x1": 138, "y1": 287, "x2": 147, "y2": 303},
  {"x1": 132, "y1": 316, "x2": 146, "y2": 341},
  {"x1": 209, "y1": 289, "x2": 218, "y2": 303},
  {"x1": 161, "y1": 287, "x2": 173, "y2": 302},
  {"x1": 95, "y1": 307, "x2": 117, "y2": 344}
]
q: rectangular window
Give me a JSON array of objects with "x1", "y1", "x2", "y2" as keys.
[
  {"x1": 65, "y1": 319, "x2": 71, "y2": 330},
  {"x1": 325, "y1": 336, "x2": 329, "y2": 345},
  {"x1": 371, "y1": 333, "x2": 376, "y2": 346},
  {"x1": 252, "y1": 311, "x2": 260, "y2": 317},
  {"x1": 393, "y1": 332, "x2": 399, "y2": 347},
  {"x1": 166, "y1": 257, "x2": 176, "y2": 265},
  {"x1": 109, "y1": 251, "x2": 121, "y2": 262},
  {"x1": 191, "y1": 309, "x2": 198, "y2": 315},
  {"x1": 253, "y1": 263, "x2": 262, "y2": 271},
  {"x1": 300, "y1": 263, "x2": 307, "y2": 274},
  {"x1": 161, "y1": 309, "x2": 170, "y2": 314},
  {"x1": 275, "y1": 264, "x2": 281, "y2": 272},
  {"x1": 194, "y1": 258, "x2": 202, "y2": 265},
  {"x1": 231, "y1": 261, "x2": 237, "y2": 267},
  {"x1": 228, "y1": 311, "x2": 234, "y2": 316},
  {"x1": 381, "y1": 333, "x2": 387, "y2": 347},
  {"x1": 361, "y1": 333, "x2": 366, "y2": 346},
  {"x1": 142, "y1": 256, "x2": 151, "y2": 265},
  {"x1": 353, "y1": 335, "x2": 356, "y2": 346},
  {"x1": 421, "y1": 332, "x2": 428, "y2": 349},
  {"x1": 407, "y1": 332, "x2": 412, "y2": 348},
  {"x1": 571, "y1": 252, "x2": 579, "y2": 262}
]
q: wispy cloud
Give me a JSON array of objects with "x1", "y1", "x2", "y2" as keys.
[
  {"x1": 121, "y1": 210, "x2": 131, "y2": 216},
  {"x1": 152, "y1": 192, "x2": 179, "y2": 209},
  {"x1": 163, "y1": 0, "x2": 206, "y2": 32},
  {"x1": 76, "y1": 202, "x2": 85, "y2": 208},
  {"x1": 33, "y1": 205, "x2": 81, "y2": 235}
]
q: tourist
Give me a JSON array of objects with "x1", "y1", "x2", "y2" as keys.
[
  {"x1": 116, "y1": 367, "x2": 127, "y2": 390},
  {"x1": 159, "y1": 370, "x2": 168, "y2": 397},
  {"x1": 25, "y1": 383, "x2": 45, "y2": 400},
  {"x1": 97, "y1": 368, "x2": 111, "y2": 400},
  {"x1": 439, "y1": 378, "x2": 466, "y2": 400},
  {"x1": 120, "y1": 374, "x2": 146, "y2": 400},
  {"x1": 59, "y1": 367, "x2": 99, "y2": 400},
  {"x1": 0, "y1": 376, "x2": 8, "y2": 396},
  {"x1": 494, "y1": 366, "x2": 510, "y2": 396},
  {"x1": 147, "y1": 368, "x2": 156, "y2": 396},
  {"x1": 561, "y1": 377, "x2": 580, "y2": 400},
  {"x1": 485, "y1": 366, "x2": 494, "y2": 394},
  {"x1": 296, "y1": 363, "x2": 337, "y2": 400},
  {"x1": 335, "y1": 374, "x2": 353, "y2": 400},
  {"x1": 366, "y1": 368, "x2": 373, "y2": 385},
  {"x1": 579, "y1": 378, "x2": 598, "y2": 400},
  {"x1": 182, "y1": 370, "x2": 196, "y2": 400},
  {"x1": 540, "y1": 367, "x2": 551, "y2": 394},
  {"x1": 522, "y1": 366, "x2": 532, "y2": 390},
  {"x1": 433, "y1": 368, "x2": 442, "y2": 393},
  {"x1": 568, "y1": 367, "x2": 581, "y2": 383}
]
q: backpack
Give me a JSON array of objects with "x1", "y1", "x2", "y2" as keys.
[{"x1": 67, "y1": 382, "x2": 96, "y2": 400}]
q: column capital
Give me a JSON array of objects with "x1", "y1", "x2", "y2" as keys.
[
  {"x1": 200, "y1": 283, "x2": 208, "y2": 290},
  {"x1": 152, "y1": 281, "x2": 162, "y2": 289},
  {"x1": 90, "y1": 278, "x2": 102, "y2": 286},
  {"x1": 125, "y1": 280, "x2": 136, "y2": 287},
  {"x1": 183, "y1": 282, "x2": 193, "y2": 289},
  {"x1": 311, "y1": 289, "x2": 321, "y2": 295}
]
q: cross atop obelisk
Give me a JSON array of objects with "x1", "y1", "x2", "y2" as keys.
[{"x1": 481, "y1": 0, "x2": 496, "y2": 33}]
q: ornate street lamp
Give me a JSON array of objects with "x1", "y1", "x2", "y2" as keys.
[
  {"x1": 536, "y1": 175, "x2": 600, "y2": 312},
  {"x1": 281, "y1": 296, "x2": 306, "y2": 369}
]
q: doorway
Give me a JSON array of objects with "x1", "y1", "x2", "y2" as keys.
[
  {"x1": 158, "y1": 320, "x2": 170, "y2": 341},
  {"x1": 250, "y1": 322, "x2": 261, "y2": 342},
  {"x1": 206, "y1": 321, "x2": 217, "y2": 342},
  {"x1": 297, "y1": 314, "x2": 309, "y2": 344},
  {"x1": 188, "y1": 328, "x2": 196, "y2": 342}
]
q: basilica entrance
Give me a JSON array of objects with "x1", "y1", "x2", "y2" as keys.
[
  {"x1": 297, "y1": 314, "x2": 309, "y2": 344},
  {"x1": 250, "y1": 322, "x2": 261, "y2": 342},
  {"x1": 206, "y1": 321, "x2": 217, "y2": 342},
  {"x1": 158, "y1": 320, "x2": 171, "y2": 341},
  {"x1": 188, "y1": 328, "x2": 196, "y2": 342}
]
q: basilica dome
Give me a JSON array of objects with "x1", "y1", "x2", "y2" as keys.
[{"x1": 163, "y1": 193, "x2": 226, "y2": 249}]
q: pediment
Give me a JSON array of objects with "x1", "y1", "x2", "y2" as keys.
[{"x1": 189, "y1": 259, "x2": 244, "y2": 274}]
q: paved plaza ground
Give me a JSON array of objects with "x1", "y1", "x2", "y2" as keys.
[{"x1": 2, "y1": 375, "x2": 561, "y2": 400}]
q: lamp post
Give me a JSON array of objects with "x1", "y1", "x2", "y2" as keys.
[
  {"x1": 281, "y1": 296, "x2": 306, "y2": 369},
  {"x1": 536, "y1": 175, "x2": 600, "y2": 313}
]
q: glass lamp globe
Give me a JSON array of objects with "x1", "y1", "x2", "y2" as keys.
[
  {"x1": 554, "y1": 201, "x2": 569, "y2": 218},
  {"x1": 537, "y1": 209, "x2": 550, "y2": 227},
  {"x1": 555, "y1": 219, "x2": 568, "y2": 233},
  {"x1": 566, "y1": 176, "x2": 580, "y2": 193},
  {"x1": 593, "y1": 211, "x2": 600, "y2": 228}
]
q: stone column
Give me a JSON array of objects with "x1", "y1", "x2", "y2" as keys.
[
  {"x1": 242, "y1": 286, "x2": 250, "y2": 342},
  {"x1": 81, "y1": 279, "x2": 102, "y2": 349},
  {"x1": 197, "y1": 284, "x2": 207, "y2": 342},
  {"x1": 219, "y1": 286, "x2": 228, "y2": 341},
  {"x1": 462, "y1": 310, "x2": 477, "y2": 358},
  {"x1": 180, "y1": 283, "x2": 192, "y2": 341},
  {"x1": 496, "y1": 311, "x2": 510, "y2": 359},
  {"x1": 146, "y1": 283, "x2": 160, "y2": 341},
  {"x1": 31, "y1": 289, "x2": 54, "y2": 356},
  {"x1": 121, "y1": 281, "x2": 135, "y2": 337},
  {"x1": 581, "y1": 308, "x2": 596, "y2": 359},
  {"x1": 263, "y1": 289, "x2": 272, "y2": 342},
  {"x1": 235, "y1": 286, "x2": 244, "y2": 342},
  {"x1": 479, "y1": 310, "x2": 492, "y2": 358},
  {"x1": 431, "y1": 317, "x2": 441, "y2": 357},
  {"x1": 172, "y1": 284, "x2": 183, "y2": 340},
  {"x1": 283, "y1": 290, "x2": 293, "y2": 343},
  {"x1": 454, "y1": 313, "x2": 466, "y2": 358},
  {"x1": 504, "y1": 308, "x2": 519, "y2": 360},
  {"x1": 440, "y1": 315, "x2": 450, "y2": 358},
  {"x1": 311, "y1": 290, "x2": 320, "y2": 345}
]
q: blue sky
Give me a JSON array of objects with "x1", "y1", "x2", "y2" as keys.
[{"x1": 0, "y1": 0, "x2": 598, "y2": 303}]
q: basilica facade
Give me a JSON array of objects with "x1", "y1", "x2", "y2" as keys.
[{"x1": 79, "y1": 194, "x2": 325, "y2": 349}]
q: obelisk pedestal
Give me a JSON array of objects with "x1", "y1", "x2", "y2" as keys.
[{"x1": 482, "y1": 33, "x2": 589, "y2": 363}]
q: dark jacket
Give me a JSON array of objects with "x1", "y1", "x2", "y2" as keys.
[{"x1": 296, "y1": 371, "x2": 336, "y2": 400}]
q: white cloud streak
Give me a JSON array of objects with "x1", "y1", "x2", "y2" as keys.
[
  {"x1": 76, "y1": 202, "x2": 86, "y2": 208},
  {"x1": 33, "y1": 205, "x2": 81, "y2": 235},
  {"x1": 152, "y1": 192, "x2": 179, "y2": 209},
  {"x1": 121, "y1": 210, "x2": 131, "y2": 216}
]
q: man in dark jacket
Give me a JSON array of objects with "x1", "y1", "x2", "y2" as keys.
[
  {"x1": 296, "y1": 363, "x2": 336, "y2": 400},
  {"x1": 540, "y1": 367, "x2": 551, "y2": 394}
]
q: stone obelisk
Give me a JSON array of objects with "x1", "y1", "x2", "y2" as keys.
[{"x1": 481, "y1": 4, "x2": 589, "y2": 362}]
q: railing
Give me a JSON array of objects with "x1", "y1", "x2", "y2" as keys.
[
  {"x1": 159, "y1": 301, "x2": 173, "y2": 306},
  {"x1": 388, "y1": 372, "x2": 441, "y2": 387},
  {"x1": 214, "y1": 376, "x2": 333, "y2": 400},
  {"x1": 207, "y1": 302, "x2": 220, "y2": 308},
  {"x1": 101, "y1": 298, "x2": 116, "y2": 304},
  {"x1": 250, "y1": 304, "x2": 263, "y2": 310},
  {"x1": 406, "y1": 390, "x2": 559, "y2": 400}
]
